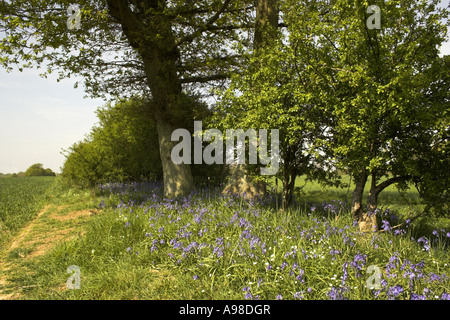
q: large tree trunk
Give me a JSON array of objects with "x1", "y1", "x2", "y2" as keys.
[
  {"x1": 352, "y1": 169, "x2": 374, "y2": 233},
  {"x1": 363, "y1": 174, "x2": 412, "y2": 232},
  {"x1": 148, "y1": 52, "x2": 195, "y2": 197},
  {"x1": 106, "y1": 0, "x2": 196, "y2": 197},
  {"x1": 281, "y1": 167, "x2": 296, "y2": 210},
  {"x1": 352, "y1": 170, "x2": 377, "y2": 233},
  {"x1": 254, "y1": 0, "x2": 279, "y2": 50},
  {"x1": 351, "y1": 170, "x2": 367, "y2": 220},
  {"x1": 359, "y1": 172, "x2": 378, "y2": 233},
  {"x1": 155, "y1": 117, "x2": 195, "y2": 197}
]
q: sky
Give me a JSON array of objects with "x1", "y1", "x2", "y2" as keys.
[
  {"x1": 0, "y1": 68, "x2": 104, "y2": 174},
  {"x1": 0, "y1": 4, "x2": 449, "y2": 174}
]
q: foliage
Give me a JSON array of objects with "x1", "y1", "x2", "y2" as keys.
[
  {"x1": 214, "y1": 0, "x2": 449, "y2": 219},
  {"x1": 282, "y1": 0, "x2": 448, "y2": 203},
  {"x1": 0, "y1": 0, "x2": 258, "y2": 196},
  {"x1": 61, "y1": 97, "x2": 162, "y2": 188},
  {"x1": 24, "y1": 163, "x2": 56, "y2": 177},
  {"x1": 0, "y1": 0, "x2": 252, "y2": 99}
]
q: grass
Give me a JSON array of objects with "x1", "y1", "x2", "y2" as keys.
[
  {"x1": 1, "y1": 177, "x2": 448, "y2": 300},
  {"x1": 0, "y1": 176, "x2": 56, "y2": 244}
]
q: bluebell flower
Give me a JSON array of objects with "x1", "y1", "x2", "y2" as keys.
[
  {"x1": 417, "y1": 237, "x2": 430, "y2": 251},
  {"x1": 327, "y1": 287, "x2": 346, "y2": 300},
  {"x1": 293, "y1": 292, "x2": 303, "y2": 300},
  {"x1": 342, "y1": 262, "x2": 349, "y2": 285},
  {"x1": 387, "y1": 285, "x2": 403, "y2": 299},
  {"x1": 257, "y1": 278, "x2": 263, "y2": 287},
  {"x1": 411, "y1": 293, "x2": 426, "y2": 300},
  {"x1": 441, "y1": 293, "x2": 450, "y2": 300},
  {"x1": 381, "y1": 220, "x2": 390, "y2": 232}
]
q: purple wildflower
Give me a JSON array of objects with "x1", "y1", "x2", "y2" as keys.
[
  {"x1": 293, "y1": 292, "x2": 303, "y2": 300},
  {"x1": 327, "y1": 287, "x2": 347, "y2": 300},
  {"x1": 417, "y1": 237, "x2": 430, "y2": 251},
  {"x1": 381, "y1": 220, "x2": 391, "y2": 232},
  {"x1": 387, "y1": 285, "x2": 404, "y2": 299},
  {"x1": 342, "y1": 262, "x2": 349, "y2": 285},
  {"x1": 351, "y1": 252, "x2": 367, "y2": 278},
  {"x1": 441, "y1": 293, "x2": 450, "y2": 300},
  {"x1": 257, "y1": 278, "x2": 263, "y2": 287},
  {"x1": 411, "y1": 293, "x2": 427, "y2": 300}
]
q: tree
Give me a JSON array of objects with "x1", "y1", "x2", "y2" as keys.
[
  {"x1": 214, "y1": 39, "x2": 339, "y2": 209},
  {"x1": 280, "y1": 0, "x2": 449, "y2": 231},
  {"x1": 24, "y1": 163, "x2": 56, "y2": 176},
  {"x1": 1, "y1": 0, "x2": 256, "y2": 197},
  {"x1": 213, "y1": 0, "x2": 282, "y2": 201},
  {"x1": 61, "y1": 97, "x2": 163, "y2": 188},
  {"x1": 214, "y1": 0, "x2": 341, "y2": 209},
  {"x1": 61, "y1": 95, "x2": 217, "y2": 188}
]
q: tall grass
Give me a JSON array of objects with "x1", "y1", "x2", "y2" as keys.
[
  {"x1": 0, "y1": 176, "x2": 55, "y2": 244},
  {"x1": 18, "y1": 180, "x2": 450, "y2": 300}
]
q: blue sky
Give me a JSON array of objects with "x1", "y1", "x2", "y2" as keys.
[
  {"x1": 1, "y1": 11, "x2": 449, "y2": 174},
  {"x1": 0, "y1": 67, "x2": 104, "y2": 174}
]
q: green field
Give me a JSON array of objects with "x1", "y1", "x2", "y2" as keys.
[
  {"x1": 0, "y1": 177, "x2": 56, "y2": 244},
  {"x1": 0, "y1": 177, "x2": 448, "y2": 300}
]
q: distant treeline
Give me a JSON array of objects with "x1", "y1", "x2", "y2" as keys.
[
  {"x1": 0, "y1": 163, "x2": 56, "y2": 178},
  {"x1": 0, "y1": 172, "x2": 25, "y2": 178}
]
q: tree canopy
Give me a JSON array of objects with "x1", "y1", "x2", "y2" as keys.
[
  {"x1": 213, "y1": 0, "x2": 449, "y2": 230},
  {"x1": 24, "y1": 163, "x2": 56, "y2": 177}
]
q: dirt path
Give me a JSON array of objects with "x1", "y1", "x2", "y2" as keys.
[{"x1": 0, "y1": 203, "x2": 98, "y2": 300}]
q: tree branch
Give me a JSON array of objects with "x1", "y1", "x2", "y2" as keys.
[
  {"x1": 180, "y1": 73, "x2": 230, "y2": 84},
  {"x1": 375, "y1": 175, "x2": 412, "y2": 196},
  {"x1": 175, "y1": 0, "x2": 233, "y2": 47}
]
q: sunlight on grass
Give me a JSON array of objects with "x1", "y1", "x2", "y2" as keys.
[{"x1": 8, "y1": 180, "x2": 448, "y2": 300}]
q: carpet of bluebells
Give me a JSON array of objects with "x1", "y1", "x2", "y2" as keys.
[{"x1": 96, "y1": 181, "x2": 450, "y2": 300}]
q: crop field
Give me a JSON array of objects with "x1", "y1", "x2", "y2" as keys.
[
  {"x1": 0, "y1": 177, "x2": 55, "y2": 244},
  {"x1": 1, "y1": 178, "x2": 448, "y2": 300}
]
